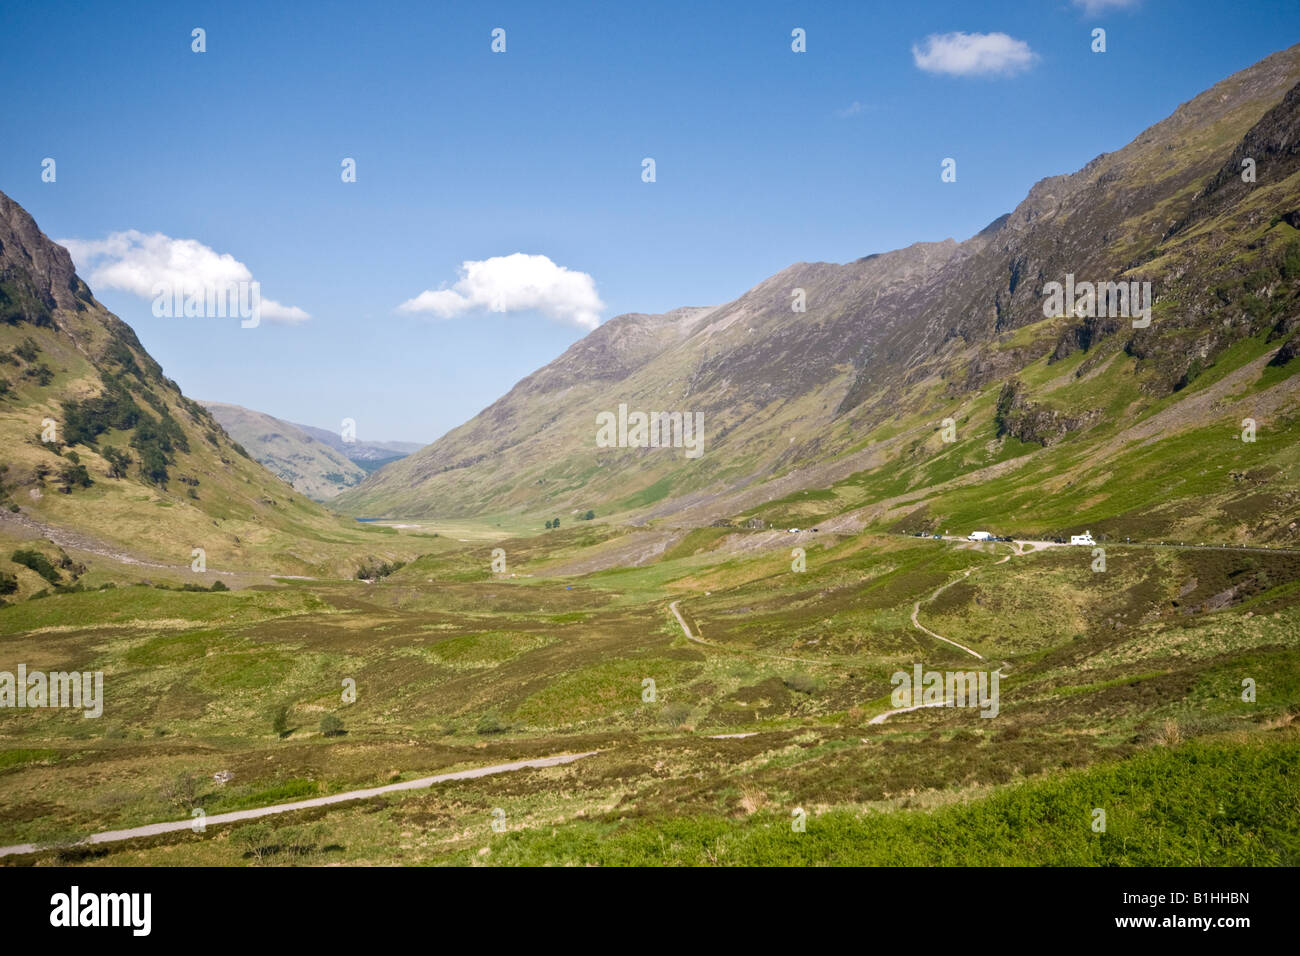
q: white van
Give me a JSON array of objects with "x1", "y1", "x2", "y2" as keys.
[
  {"x1": 1070, "y1": 531, "x2": 1096, "y2": 546},
  {"x1": 968, "y1": 531, "x2": 993, "y2": 541}
]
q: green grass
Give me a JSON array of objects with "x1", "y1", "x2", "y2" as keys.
[{"x1": 456, "y1": 735, "x2": 1299, "y2": 866}]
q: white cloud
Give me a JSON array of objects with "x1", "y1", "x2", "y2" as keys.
[
  {"x1": 836, "y1": 101, "x2": 869, "y2": 118},
  {"x1": 57, "y1": 230, "x2": 309, "y2": 323},
  {"x1": 912, "y1": 32, "x2": 1039, "y2": 77},
  {"x1": 398, "y1": 253, "x2": 604, "y2": 330},
  {"x1": 1072, "y1": 0, "x2": 1139, "y2": 13}
]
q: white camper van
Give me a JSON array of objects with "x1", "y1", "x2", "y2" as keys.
[
  {"x1": 1070, "y1": 531, "x2": 1096, "y2": 546},
  {"x1": 968, "y1": 531, "x2": 994, "y2": 541}
]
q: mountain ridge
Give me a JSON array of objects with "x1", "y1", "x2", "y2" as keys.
[{"x1": 337, "y1": 43, "x2": 1300, "y2": 543}]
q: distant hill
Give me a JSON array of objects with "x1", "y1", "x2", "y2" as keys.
[
  {"x1": 290, "y1": 421, "x2": 423, "y2": 470},
  {"x1": 199, "y1": 401, "x2": 368, "y2": 500}
]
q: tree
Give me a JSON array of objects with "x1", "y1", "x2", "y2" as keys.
[
  {"x1": 57, "y1": 463, "x2": 93, "y2": 493},
  {"x1": 552, "y1": 517, "x2": 560, "y2": 529},
  {"x1": 102, "y1": 446, "x2": 132, "y2": 479},
  {"x1": 544, "y1": 519, "x2": 553, "y2": 529},
  {"x1": 583, "y1": 510, "x2": 595, "y2": 521},
  {"x1": 160, "y1": 771, "x2": 201, "y2": 812},
  {"x1": 271, "y1": 705, "x2": 289, "y2": 738}
]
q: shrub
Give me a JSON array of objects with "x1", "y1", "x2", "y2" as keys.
[
  {"x1": 234, "y1": 823, "x2": 275, "y2": 862},
  {"x1": 320, "y1": 713, "x2": 345, "y2": 737},
  {"x1": 210, "y1": 579, "x2": 228, "y2": 592},
  {"x1": 11, "y1": 549, "x2": 61, "y2": 584},
  {"x1": 23, "y1": 364, "x2": 53, "y2": 386},
  {"x1": 57, "y1": 463, "x2": 93, "y2": 492},
  {"x1": 783, "y1": 673, "x2": 823, "y2": 695},
  {"x1": 271, "y1": 705, "x2": 289, "y2": 738},
  {"x1": 662, "y1": 702, "x2": 693, "y2": 728},
  {"x1": 160, "y1": 771, "x2": 201, "y2": 812},
  {"x1": 0, "y1": 572, "x2": 16, "y2": 595},
  {"x1": 1280, "y1": 240, "x2": 1300, "y2": 281},
  {"x1": 102, "y1": 446, "x2": 132, "y2": 478},
  {"x1": 475, "y1": 713, "x2": 508, "y2": 735},
  {"x1": 355, "y1": 558, "x2": 404, "y2": 580}
]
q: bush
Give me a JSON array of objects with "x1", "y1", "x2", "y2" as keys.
[
  {"x1": 23, "y1": 363, "x2": 54, "y2": 386},
  {"x1": 355, "y1": 558, "x2": 404, "y2": 581},
  {"x1": 13, "y1": 338, "x2": 39, "y2": 362},
  {"x1": 210, "y1": 579, "x2": 228, "y2": 592},
  {"x1": 102, "y1": 446, "x2": 132, "y2": 478},
  {"x1": 0, "y1": 572, "x2": 16, "y2": 595},
  {"x1": 271, "y1": 705, "x2": 289, "y2": 738},
  {"x1": 57, "y1": 463, "x2": 93, "y2": 492},
  {"x1": 1280, "y1": 240, "x2": 1300, "y2": 280},
  {"x1": 11, "y1": 549, "x2": 60, "y2": 584},
  {"x1": 662, "y1": 702, "x2": 693, "y2": 728},
  {"x1": 320, "y1": 713, "x2": 345, "y2": 737},
  {"x1": 160, "y1": 771, "x2": 201, "y2": 812},
  {"x1": 782, "y1": 673, "x2": 824, "y2": 695},
  {"x1": 234, "y1": 823, "x2": 275, "y2": 862},
  {"x1": 475, "y1": 713, "x2": 509, "y2": 735}
]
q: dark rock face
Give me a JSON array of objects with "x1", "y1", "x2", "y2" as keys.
[
  {"x1": 1171, "y1": 80, "x2": 1300, "y2": 238},
  {"x1": 1269, "y1": 333, "x2": 1299, "y2": 366},
  {"x1": 994, "y1": 380, "x2": 1101, "y2": 447},
  {"x1": 0, "y1": 191, "x2": 91, "y2": 321}
]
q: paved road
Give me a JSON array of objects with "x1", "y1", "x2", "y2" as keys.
[{"x1": 0, "y1": 751, "x2": 597, "y2": 859}]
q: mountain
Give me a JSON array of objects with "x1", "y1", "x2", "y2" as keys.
[
  {"x1": 337, "y1": 44, "x2": 1300, "y2": 545},
  {"x1": 0, "y1": 189, "x2": 393, "y2": 581},
  {"x1": 199, "y1": 401, "x2": 367, "y2": 500},
  {"x1": 288, "y1": 421, "x2": 423, "y2": 471}
]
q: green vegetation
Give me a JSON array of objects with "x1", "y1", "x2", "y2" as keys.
[{"x1": 11, "y1": 548, "x2": 60, "y2": 584}]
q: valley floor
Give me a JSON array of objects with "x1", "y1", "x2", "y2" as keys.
[{"x1": 0, "y1": 525, "x2": 1296, "y2": 866}]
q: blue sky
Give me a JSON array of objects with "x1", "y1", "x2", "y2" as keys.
[{"x1": 3, "y1": 0, "x2": 1298, "y2": 443}]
